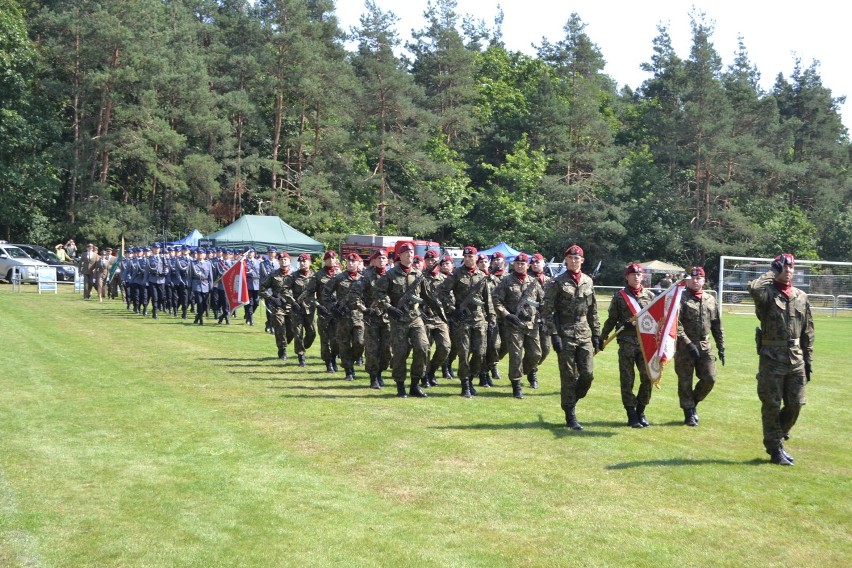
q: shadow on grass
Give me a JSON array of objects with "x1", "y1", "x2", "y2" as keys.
[
  {"x1": 606, "y1": 458, "x2": 766, "y2": 469},
  {"x1": 429, "y1": 414, "x2": 617, "y2": 438}
]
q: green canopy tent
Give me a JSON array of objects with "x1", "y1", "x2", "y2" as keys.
[{"x1": 204, "y1": 215, "x2": 324, "y2": 255}]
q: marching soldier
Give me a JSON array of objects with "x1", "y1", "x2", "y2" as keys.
[
  {"x1": 260, "y1": 248, "x2": 280, "y2": 333},
  {"x1": 422, "y1": 249, "x2": 451, "y2": 388},
  {"x1": 482, "y1": 252, "x2": 506, "y2": 386},
  {"x1": 675, "y1": 266, "x2": 724, "y2": 426},
  {"x1": 190, "y1": 248, "x2": 213, "y2": 325},
  {"x1": 260, "y1": 260, "x2": 296, "y2": 360},
  {"x1": 748, "y1": 253, "x2": 814, "y2": 466},
  {"x1": 131, "y1": 247, "x2": 150, "y2": 314},
  {"x1": 439, "y1": 255, "x2": 457, "y2": 379},
  {"x1": 322, "y1": 253, "x2": 365, "y2": 381},
  {"x1": 357, "y1": 250, "x2": 392, "y2": 389},
  {"x1": 493, "y1": 253, "x2": 545, "y2": 399},
  {"x1": 145, "y1": 243, "x2": 169, "y2": 319},
  {"x1": 244, "y1": 248, "x2": 261, "y2": 326},
  {"x1": 173, "y1": 246, "x2": 192, "y2": 319},
  {"x1": 529, "y1": 253, "x2": 554, "y2": 379},
  {"x1": 121, "y1": 248, "x2": 136, "y2": 310},
  {"x1": 439, "y1": 246, "x2": 496, "y2": 398},
  {"x1": 314, "y1": 251, "x2": 341, "y2": 373},
  {"x1": 600, "y1": 262, "x2": 655, "y2": 428},
  {"x1": 542, "y1": 245, "x2": 601, "y2": 429},
  {"x1": 285, "y1": 253, "x2": 317, "y2": 367}
]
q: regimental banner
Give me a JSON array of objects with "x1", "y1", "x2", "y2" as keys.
[
  {"x1": 633, "y1": 280, "x2": 687, "y2": 386},
  {"x1": 222, "y1": 258, "x2": 249, "y2": 312}
]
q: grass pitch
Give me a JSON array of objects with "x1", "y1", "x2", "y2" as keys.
[{"x1": 1, "y1": 286, "x2": 850, "y2": 567}]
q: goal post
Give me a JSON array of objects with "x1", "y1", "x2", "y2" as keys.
[{"x1": 718, "y1": 256, "x2": 852, "y2": 318}]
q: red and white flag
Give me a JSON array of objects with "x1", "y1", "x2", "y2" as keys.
[
  {"x1": 222, "y1": 258, "x2": 249, "y2": 312},
  {"x1": 631, "y1": 279, "x2": 687, "y2": 387}
]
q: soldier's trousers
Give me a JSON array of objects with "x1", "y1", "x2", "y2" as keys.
[
  {"x1": 132, "y1": 282, "x2": 147, "y2": 312},
  {"x1": 335, "y1": 320, "x2": 364, "y2": 370},
  {"x1": 269, "y1": 309, "x2": 288, "y2": 351},
  {"x1": 245, "y1": 290, "x2": 259, "y2": 323},
  {"x1": 364, "y1": 320, "x2": 392, "y2": 375},
  {"x1": 452, "y1": 321, "x2": 487, "y2": 380},
  {"x1": 174, "y1": 284, "x2": 189, "y2": 316},
  {"x1": 757, "y1": 355, "x2": 807, "y2": 452},
  {"x1": 288, "y1": 311, "x2": 315, "y2": 356},
  {"x1": 317, "y1": 315, "x2": 338, "y2": 363},
  {"x1": 537, "y1": 324, "x2": 552, "y2": 368},
  {"x1": 617, "y1": 340, "x2": 653, "y2": 408},
  {"x1": 427, "y1": 321, "x2": 451, "y2": 372},
  {"x1": 484, "y1": 322, "x2": 503, "y2": 368},
  {"x1": 674, "y1": 348, "x2": 717, "y2": 409},
  {"x1": 506, "y1": 325, "x2": 541, "y2": 380},
  {"x1": 147, "y1": 283, "x2": 164, "y2": 312},
  {"x1": 389, "y1": 321, "x2": 429, "y2": 382},
  {"x1": 556, "y1": 337, "x2": 595, "y2": 409}
]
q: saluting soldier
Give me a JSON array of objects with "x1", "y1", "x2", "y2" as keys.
[
  {"x1": 322, "y1": 253, "x2": 366, "y2": 381},
  {"x1": 600, "y1": 262, "x2": 655, "y2": 428},
  {"x1": 357, "y1": 250, "x2": 392, "y2": 389},
  {"x1": 375, "y1": 242, "x2": 442, "y2": 398},
  {"x1": 285, "y1": 253, "x2": 316, "y2": 367},
  {"x1": 493, "y1": 253, "x2": 545, "y2": 400},
  {"x1": 421, "y1": 249, "x2": 451, "y2": 388},
  {"x1": 438, "y1": 246, "x2": 496, "y2": 398},
  {"x1": 675, "y1": 266, "x2": 724, "y2": 427},
  {"x1": 748, "y1": 253, "x2": 814, "y2": 466},
  {"x1": 542, "y1": 245, "x2": 601, "y2": 429},
  {"x1": 313, "y1": 251, "x2": 341, "y2": 373}
]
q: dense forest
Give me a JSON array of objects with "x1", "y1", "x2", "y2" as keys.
[{"x1": 2, "y1": 0, "x2": 850, "y2": 282}]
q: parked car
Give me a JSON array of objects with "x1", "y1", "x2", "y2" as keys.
[
  {"x1": 0, "y1": 242, "x2": 49, "y2": 283},
  {"x1": 13, "y1": 244, "x2": 78, "y2": 282}
]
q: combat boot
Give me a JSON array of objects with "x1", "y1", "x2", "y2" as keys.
[
  {"x1": 330, "y1": 359, "x2": 339, "y2": 373},
  {"x1": 420, "y1": 376, "x2": 430, "y2": 388},
  {"x1": 409, "y1": 377, "x2": 428, "y2": 398},
  {"x1": 325, "y1": 359, "x2": 333, "y2": 372},
  {"x1": 278, "y1": 347, "x2": 286, "y2": 360},
  {"x1": 468, "y1": 377, "x2": 478, "y2": 396},
  {"x1": 396, "y1": 381, "x2": 408, "y2": 398},
  {"x1": 636, "y1": 403, "x2": 651, "y2": 427},
  {"x1": 769, "y1": 447, "x2": 793, "y2": 466},
  {"x1": 684, "y1": 408, "x2": 698, "y2": 427},
  {"x1": 478, "y1": 372, "x2": 490, "y2": 387},
  {"x1": 626, "y1": 407, "x2": 644, "y2": 428},
  {"x1": 426, "y1": 367, "x2": 438, "y2": 387},
  {"x1": 377, "y1": 373, "x2": 385, "y2": 387},
  {"x1": 527, "y1": 371, "x2": 538, "y2": 389},
  {"x1": 460, "y1": 379, "x2": 472, "y2": 399},
  {"x1": 298, "y1": 354, "x2": 306, "y2": 367},
  {"x1": 369, "y1": 372, "x2": 381, "y2": 390},
  {"x1": 344, "y1": 368, "x2": 354, "y2": 381},
  {"x1": 780, "y1": 444, "x2": 795, "y2": 463},
  {"x1": 510, "y1": 379, "x2": 524, "y2": 399},
  {"x1": 491, "y1": 364, "x2": 501, "y2": 381},
  {"x1": 444, "y1": 364, "x2": 455, "y2": 379},
  {"x1": 565, "y1": 407, "x2": 583, "y2": 430}
]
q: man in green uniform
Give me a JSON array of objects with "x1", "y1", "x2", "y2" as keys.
[
  {"x1": 260, "y1": 261, "x2": 295, "y2": 360},
  {"x1": 542, "y1": 245, "x2": 600, "y2": 429},
  {"x1": 285, "y1": 253, "x2": 317, "y2": 367},
  {"x1": 421, "y1": 249, "x2": 451, "y2": 388},
  {"x1": 313, "y1": 251, "x2": 341, "y2": 373},
  {"x1": 748, "y1": 253, "x2": 814, "y2": 466},
  {"x1": 675, "y1": 266, "x2": 724, "y2": 426},
  {"x1": 358, "y1": 250, "x2": 392, "y2": 389},
  {"x1": 493, "y1": 253, "x2": 544, "y2": 400},
  {"x1": 600, "y1": 262, "x2": 656, "y2": 428},
  {"x1": 322, "y1": 253, "x2": 365, "y2": 381}
]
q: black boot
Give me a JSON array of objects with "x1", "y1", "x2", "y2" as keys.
[
  {"x1": 511, "y1": 379, "x2": 524, "y2": 399},
  {"x1": 369, "y1": 372, "x2": 381, "y2": 390},
  {"x1": 626, "y1": 407, "x2": 644, "y2": 428},
  {"x1": 693, "y1": 404, "x2": 700, "y2": 424},
  {"x1": 527, "y1": 371, "x2": 538, "y2": 389},
  {"x1": 565, "y1": 407, "x2": 583, "y2": 430},
  {"x1": 441, "y1": 364, "x2": 451, "y2": 379},
  {"x1": 684, "y1": 407, "x2": 698, "y2": 427},
  {"x1": 445, "y1": 364, "x2": 455, "y2": 379},
  {"x1": 278, "y1": 347, "x2": 286, "y2": 360},
  {"x1": 377, "y1": 373, "x2": 385, "y2": 387},
  {"x1": 409, "y1": 378, "x2": 428, "y2": 398},
  {"x1": 325, "y1": 359, "x2": 333, "y2": 372},
  {"x1": 491, "y1": 364, "x2": 501, "y2": 381},
  {"x1": 468, "y1": 377, "x2": 478, "y2": 396},
  {"x1": 331, "y1": 359, "x2": 339, "y2": 373},
  {"x1": 345, "y1": 367, "x2": 355, "y2": 381},
  {"x1": 780, "y1": 444, "x2": 795, "y2": 463},
  {"x1": 478, "y1": 372, "x2": 490, "y2": 387},
  {"x1": 460, "y1": 379, "x2": 472, "y2": 399},
  {"x1": 298, "y1": 354, "x2": 306, "y2": 367},
  {"x1": 636, "y1": 404, "x2": 650, "y2": 427},
  {"x1": 420, "y1": 376, "x2": 430, "y2": 388},
  {"x1": 396, "y1": 381, "x2": 408, "y2": 398},
  {"x1": 769, "y1": 447, "x2": 793, "y2": 466},
  {"x1": 426, "y1": 367, "x2": 438, "y2": 387}
]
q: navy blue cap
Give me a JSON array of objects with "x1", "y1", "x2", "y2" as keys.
[
  {"x1": 152, "y1": 242, "x2": 161, "y2": 248},
  {"x1": 143, "y1": 246, "x2": 152, "y2": 252},
  {"x1": 268, "y1": 247, "x2": 277, "y2": 253},
  {"x1": 181, "y1": 245, "x2": 190, "y2": 251}
]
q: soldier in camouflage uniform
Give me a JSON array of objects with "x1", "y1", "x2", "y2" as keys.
[
  {"x1": 748, "y1": 253, "x2": 814, "y2": 466},
  {"x1": 313, "y1": 251, "x2": 341, "y2": 373},
  {"x1": 439, "y1": 255, "x2": 457, "y2": 379},
  {"x1": 477, "y1": 253, "x2": 503, "y2": 387},
  {"x1": 357, "y1": 250, "x2": 392, "y2": 389},
  {"x1": 260, "y1": 261, "x2": 295, "y2": 360},
  {"x1": 675, "y1": 266, "x2": 724, "y2": 427},
  {"x1": 542, "y1": 245, "x2": 601, "y2": 429},
  {"x1": 600, "y1": 262, "x2": 655, "y2": 428},
  {"x1": 421, "y1": 249, "x2": 451, "y2": 388},
  {"x1": 375, "y1": 242, "x2": 441, "y2": 398},
  {"x1": 285, "y1": 253, "x2": 317, "y2": 367},
  {"x1": 439, "y1": 246, "x2": 496, "y2": 398},
  {"x1": 529, "y1": 253, "x2": 553, "y2": 383},
  {"x1": 322, "y1": 253, "x2": 365, "y2": 381},
  {"x1": 493, "y1": 253, "x2": 544, "y2": 400}
]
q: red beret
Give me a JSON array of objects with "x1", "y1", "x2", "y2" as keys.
[
  {"x1": 279, "y1": 252, "x2": 290, "y2": 259},
  {"x1": 424, "y1": 249, "x2": 438, "y2": 259},
  {"x1": 298, "y1": 253, "x2": 311, "y2": 261},
  {"x1": 690, "y1": 266, "x2": 705, "y2": 278},
  {"x1": 413, "y1": 254, "x2": 423, "y2": 262},
  {"x1": 477, "y1": 253, "x2": 489, "y2": 262},
  {"x1": 442, "y1": 255, "x2": 454, "y2": 263},
  {"x1": 771, "y1": 253, "x2": 795, "y2": 272},
  {"x1": 323, "y1": 250, "x2": 337, "y2": 260},
  {"x1": 492, "y1": 251, "x2": 505, "y2": 259},
  {"x1": 531, "y1": 253, "x2": 545, "y2": 262},
  {"x1": 624, "y1": 262, "x2": 644, "y2": 276},
  {"x1": 514, "y1": 253, "x2": 530, "y2": 262},
  {"x1": 396, "y1": 241, "x2": 415, "y2": 254},
  {"x1": 463, "y1": 246, "x2": 478, "y2": 255},
  {"x1": 347, "y1": 252, "x2": 362, "y2": 262},
  {"x1": 564, "y1": 244, "x2": 584, "y2": 257}
]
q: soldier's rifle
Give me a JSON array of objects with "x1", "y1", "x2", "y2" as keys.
[{"x1": 450, "y1": 273, "x2": 490, "y2": 322}]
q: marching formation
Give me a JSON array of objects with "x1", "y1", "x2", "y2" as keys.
[{"x1": 90, "y1": 241, "x2": 813, "y2": 466}]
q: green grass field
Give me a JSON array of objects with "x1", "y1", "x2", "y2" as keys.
[{"x1": 1, "y1": 286, "x2": 850, "y2": 567}]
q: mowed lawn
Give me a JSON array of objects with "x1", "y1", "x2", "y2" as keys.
[{"x1": 1, "y1": 286, "x2": 850, "y2": 567}]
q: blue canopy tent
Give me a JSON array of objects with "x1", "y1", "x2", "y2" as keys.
[
  {"x1": 166, "y1": 229, "x2": 203, "y2": 247},
  {"x1": 478, "y1": 242, "x2": 527, "y2": 262}
]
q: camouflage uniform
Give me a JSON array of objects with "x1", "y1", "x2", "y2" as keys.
[
  {"x1": 285, "y1": 267, "x2": 317, "y2": 366},
  {"x1": 530, "y1": 268, "x2": 553, "y2": 376},
  {"x1": 482, "y1": 268, "x2": 505, "y2": 386},
  {"x1": 600, "y1": 286, "x2": 655, "y2": 424},
  {"x1": 439, "y1": 264, "x2": 496, "y2": 397},
  {"x1": 542, "y1": 270, "x2": 600, "y2": 424},
  {"x1": 322, "y1": 270, "x2": 365, "y2": 380},
  {"x1": 260, "y1": 270, "x2": 295, "y2": 359},
  {"x1": 356, "y1": 265, "x2": 392, "y2": 387},
  {"x1": 493, "y1": 271, "x2": 544, "y2": 398},
  {"x1": 748, "y1": 269, "x2": 814, "y2": 461},
  {"x1": 675, "y1": 288, "x2": 724, "y2": 424},
  {"x1": 422, "y1": 265, "x2": 451, "y2": 386},
  {"x1": 313, "y1": 264, "x2": 340, "y2": 372},
  {"x1": 375, "y1": 265, "x2": 437, "y2": 397}
]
